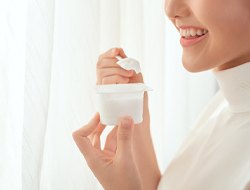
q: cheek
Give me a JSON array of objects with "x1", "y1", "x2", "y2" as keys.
[
  {"x1": 182, "y1": 0, "x2": 250, "y2": 72},
  {"x1": 193, "y1": 0, "x2": 249, "y2": 31},
  {"x1": 195, "y1": 0, "x2": 250, "y2": 58},
  {"x1": 197, "y1": 0, "x2": 250, "y2": 36}
]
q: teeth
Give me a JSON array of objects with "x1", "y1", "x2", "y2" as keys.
[
  {"x1": 180, "y1": 28, "x2": 208, "y2": 38},
  {"x1": 190, "y1": 29, "x2": 196, "y2": 37},
  {"x1": 197, "y1": 30, "x2": 203, "y2": 36}
]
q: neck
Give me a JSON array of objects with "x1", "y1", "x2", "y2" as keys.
[
  {"x1": 214, "y1": 56, "x2": 250, "y2": 72},
  {"x1": 213, "y1": 62, "x2": 250, "y2": 113}
]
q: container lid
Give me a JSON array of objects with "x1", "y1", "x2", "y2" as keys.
[
  {"x1": 96, "y1": 83, "x2": 153, "y2": 94},
  {"x1": 116, "y1": 56, "x2": 141, "y2": 74}
]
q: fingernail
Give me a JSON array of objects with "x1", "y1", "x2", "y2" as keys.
[
  {"x1": 121, "y1": 117, "x2": 132, "y2": 128},
  {"x1": 129, "y1": 70, "x2": 134, "y2": 75}
]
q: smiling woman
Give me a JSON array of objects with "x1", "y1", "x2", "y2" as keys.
[
  {"x1": 72, "y1": 0, "x2": 250, "y2": 189},
  {"x1": 157, "y1": 0, "x2": 250, "y2": 189},
  {"x1": 1, "y1": 0, "x2": 217, "y2": 190},
  {"x1": 166, "y1": 0, "x2": 250, "y2": 73}
]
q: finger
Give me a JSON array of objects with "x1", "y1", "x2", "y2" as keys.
[
  {"x1": 116, "y1": 117, "x2": 134, "y2": 158},
  {"x1": 119, "y1": 48, "x2": 127, "y2": 58},
  {"x1": 92, "y1": 123, "x2": 106, "y2": 149},
  {"x1": 96, "y1": 58, "x2": 121, "y2": 69},
  {"x1": 72, "y1": 113, "x2": 100, "y2": 159},
  {"x1": 88, "y1": 120, "x2": 105, "y2": 142},
  {"x1": 97, "y1": 67, "x2": 133, "y2": 81},
  {"x1": 98, "y1": 47, "x2": 127, "y2": 61},
  {"x1": 102, "y1": 75, "x2": 130, "y2": 84},
  {"x1": 73, "y1": 113, "x2": 100, "y2": 137},
  {"x1": 128, "y1": 72, "x2": 144, "y2": 83},
  {"x1": 104, "y1": 126, "x2": 118, "y2": 153}
]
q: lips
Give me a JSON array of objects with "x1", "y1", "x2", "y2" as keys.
[
  {"x1": 180, "y1": 32, "x2": 208, "y2": 47},
  {"x1": 176, "y1": 25, "x2": 209, "y2": 47},
  {"x1": 182, "y1": 35, "x2": 204, "y2": 40}
]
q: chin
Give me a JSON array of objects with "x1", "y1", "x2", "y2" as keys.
[
  {"x1": 182, "y1": 56, "x2": 215, "y2": 73},
  {"x1": 182, "y1": 60, "x2": 205, "y2": 73}
]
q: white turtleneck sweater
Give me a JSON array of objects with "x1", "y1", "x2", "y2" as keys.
[{"x1": 157, "y1": 62, "x2": 250, "y2": 190}]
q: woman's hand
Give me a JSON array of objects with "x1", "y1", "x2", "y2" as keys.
[
  {"x1": 95, "y1": 47, "x2": 161, "y2": 190},
  {"x1": 72, "y1": 113, "x2": 142, "y2": 190},
  {"x1": 73, "y1": 47, "x2": 160, "y2": 189},
  {"x1": 96, "y1": 47, "x2": 144, "y2": 85}
]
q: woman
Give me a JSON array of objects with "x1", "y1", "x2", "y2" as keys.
[{"x1": 72, "y1": 0, "x2": 250, "y2": 189}]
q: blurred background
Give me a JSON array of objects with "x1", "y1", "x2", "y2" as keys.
[{"x1": 0, "y1": 0, "x2": 218, "y2": 189}]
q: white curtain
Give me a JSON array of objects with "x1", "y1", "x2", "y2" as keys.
[{"x1": 0, "y1": 0, "x2": 217, "y2": 189}]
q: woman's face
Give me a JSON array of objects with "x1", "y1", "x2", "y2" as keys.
[{"x1": 165, "y1": 0, "x2": 250, "y2": 72}]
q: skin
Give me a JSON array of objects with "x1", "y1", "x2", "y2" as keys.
[
  {"x1": 165, "y1": 0, "x2": 250, "y2": 72},
  {"x1": 73, "y1": 48, "x2": 161, "y2": 190},
  {"x1": 73, "y1": 0, "x2": 250, "y2": 189}
]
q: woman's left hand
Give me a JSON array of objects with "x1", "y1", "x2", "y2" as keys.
[{"x1": 72, "y1": 113, "x2": 142, "y2": 190}]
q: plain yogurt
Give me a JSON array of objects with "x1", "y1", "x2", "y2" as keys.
[{"x1": 96, "y1": 83, "x2": 152, "y2": 125}]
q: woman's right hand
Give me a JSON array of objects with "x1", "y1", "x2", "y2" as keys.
[{"x1": 72, "y1": 113, "x2": 142, "y2": 190}]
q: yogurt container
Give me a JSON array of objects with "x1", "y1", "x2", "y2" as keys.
[{"x1": 96, "y1": 83, "x2": 152, "y2": 125}]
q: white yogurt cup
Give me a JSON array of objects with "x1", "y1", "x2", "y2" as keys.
[{"x1": 96, "y1": 83, "x2": 152, "y2": 125}]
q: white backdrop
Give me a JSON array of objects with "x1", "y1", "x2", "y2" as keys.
[{"x1": 0, "y1": 0, "x2": 217, "y2": 189}]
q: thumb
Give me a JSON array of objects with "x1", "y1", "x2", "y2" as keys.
[
  {"x1": 118, "y1": 48, "x2": 127, "y2": 59},
  {"x1": 116, "y1": 116, "x2": 134, "y2": 157}
]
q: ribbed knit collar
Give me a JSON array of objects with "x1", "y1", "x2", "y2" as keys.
[{"x1": 213, "y1": 62, "x2": 250, "y2": 113}]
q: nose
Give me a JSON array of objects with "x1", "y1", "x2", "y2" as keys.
[{"x1": 165, "y1": 0, "x2": 190, "y2": 20}]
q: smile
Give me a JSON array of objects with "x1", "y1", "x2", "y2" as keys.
[
  {"x1": 179, "y1": 28, "x2": 209, "y2": 47},
  {"x1": 180, "y1": 28, "x2": 208, "y2": 38}
]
